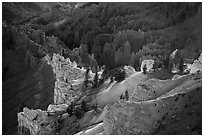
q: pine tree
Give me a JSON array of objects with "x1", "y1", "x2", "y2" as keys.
[
  {"x1": 115, "y1": 69, "x2": 126, "y2": 82},
  {"x1": 99, "y1": 75, "x2": 104, "y2": 85},
  {"x1": 110, "y1": 76, "x2": 114, "y2": 82},
  {"x1": 152, "y1": 63, "x2": 156, "y2": 70},
  {"x1": 120, "y1": 94, "x2": 124, "y2": 100},
  {"x1": 70, "y1": 84, "x2": 73, "y2": 90},
  {"x1": 143, "y1": 64, "x2": 147, "y2": 74},
  {"x1": 125, "y1": 90, "x2": 129, "y2": 101},
  {"x1": 81, "y1": 100, "x2": 88, "y2": 112},
  {"x1": 179, "y1": 57, "x2": 184, "y2": 73},
  {"x1": 93, "y1": 71, "x2": 98, "y2": 87},
  {"x1": 75, "y1": 106, "x2": 84, "y2": 119},
  {"x1": 67, "y1": 102, "x2": 74, "y2": 116},
  {"x1": 84, "y1": 68, "x2": 90, "y2": 88}
]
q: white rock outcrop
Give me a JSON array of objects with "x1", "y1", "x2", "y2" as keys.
[
  {"x1": 47, "y1": 54, "x2": 87, "y2": 104},
  {"x1": 190, "y1": 53, "x2": 202, "y2": 73},
  {"x1": 140, "y1": 59, "x2": 155, "y2": 73}
]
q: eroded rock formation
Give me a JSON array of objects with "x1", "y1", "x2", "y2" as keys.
[
  {"x1": 103, "y1": 72, "x2": 201, "y2": 135},
  {"x1": 16, "y1": 53, "x2": 202, "y2": 135},
  {"x1": 2, "y1": 25, "x2": 63, "y2": 134},
  {"x1": 46, "y1": 53, "x2": 90, "y2": 104},
  {"x1": 140, "y1": 59, "x2": 155, "y2": 73},
  {"x1": 190, "y1": 53, "x2": 202, "y2": 73}
]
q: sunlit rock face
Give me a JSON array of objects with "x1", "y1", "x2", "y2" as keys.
[
  {"x1": 17, "y1": 104, "x2": 104, "y2": 135},
  {"x1": 18, "y1": 103, "x2": 71, "y2": 135},
  {"x1": 103, "y1": 72, "x2": 202, "y2": 135},
  {"x1": 190, "y1": 53, "x2": 202, "y2": 74},
  {"x1": 140, "y1": 60, "x2": 155, "y2": 73},
  {"x1": 18, "y1": 107, "x2": 57, "y2": 135},
  {"x1": 16, "y1": 53, "x2": 96, "y2": 135},
  {"x1": 124, "y1": 65, "x2": 136, "y2": 77},
  {"x1": 47, "y1": 53, "x2": 87, "y2": 105}
]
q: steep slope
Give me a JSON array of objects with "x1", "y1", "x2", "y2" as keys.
[
  {"x1": 103, "y1": 72, "x2": 202, "y2": 134},
  {"x1": 90, "y1": 72, "x2": 148, "y2": 108},
  {"x1": 2, "y1": 2, "x2": 43, "y2": 24},
  {"x1": 16, "y1": 52, "x2": 202, "y2": 135},
  {"x1": 2, "y1": 25, "x2": 64, "y2": 134}
]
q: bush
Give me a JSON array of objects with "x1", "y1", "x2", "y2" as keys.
[
  {"x1": 93, "y1": 71, "x2": 98, "y2": 87},
  {"x1": 179, "y1": 57, "x2": 184, "y2": 73},
  {"x1": 115, "y1": 69, "x2": 126, "y2": 82},
  {"x1": 142, "y1": 64, "x2": 147, "y2": 74}
]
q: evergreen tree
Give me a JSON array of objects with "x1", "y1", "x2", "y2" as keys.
[
  {"x1": 92, "y1": 100, "x2": 99, "y2": 113},
  {"x1": 115, "y1": 69, "x2": 126, "y2": 82},
  {"x1": 142, "y1": 64, "x2": 147, "y2": 74},
  {"x1": 125, "y1": 90, "x2": 129, "y2": 101},
  {"x1": 93, "y1": 71, "x2": 98, "y2": 87},
  {"x1": 81, "y1": 100, "x2": 88, "y2": 112},
  {"x1": 110, "y1": 76, "x2": 114, "y2": 82},
  {"x1": 70, "y1": 84, "x2": 73, "y2": 90},
  {"x1": 67, "y1": 102, "x2": 74, "y2": 116},
  {"x1": 84, "y1": 68, "x2": 90, "y2": 87},
  {"x1": 75, "y1": 106, "x2": 84, "y2": 119},
  {"x1": 179, "y1": 57, "x2": 184, "y2": 73},
  {"x1": 120, "y1": 94, "x2": 124, "y2": 100},
  {"x1": 99, "y1": 76, "x2": 104, "y2": 85},
  {"x1": 65, "y1": 78, "x2": 68, "y2": 83},
  {"x1": 152, "y1": 63, "x2": 156, "y2": 70}
]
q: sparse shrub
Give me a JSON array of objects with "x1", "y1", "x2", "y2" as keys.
[
  {"x1": 110, "y1": 76, "x2": 114, "y2": 82},
  {"x1": 143, "y1": 64, "x2": 147, "y2": 74},
  {"x1": 179, "y1": 57, "x2": 184, "y2": 73},
  {"x1": 67, "y1": 102, "x2": 74, "y2": 116},
  {"x1": 81, "y1": 100, "x2": 88, "y2": 112},
  {"x1": 115, "y1": 69, "x2": 126, "y2": 82},
  {"x1": 84, "y1": 68, "x2": 90, "y2": 87},
  {"x1": 75, "y1": 106, "x2": 84, "y2": 119},
  {"x1": 125, "y1": 90, "x2": 129, "y2": 101},
  {"x1": 93, "y1": 71, "x2": 98, "y2": 87}
]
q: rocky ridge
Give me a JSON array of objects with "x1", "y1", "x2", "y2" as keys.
[{"x1": 17, "y1": 54, "x2": 202, "y2": 135}]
